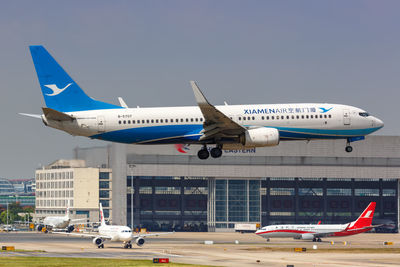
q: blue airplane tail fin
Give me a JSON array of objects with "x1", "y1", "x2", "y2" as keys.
[{"x1": 29, "y1": 45, "x2": 122, "y2": 112}]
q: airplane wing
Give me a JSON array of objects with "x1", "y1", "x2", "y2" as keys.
[
  {"x1": 52, "y1": 231, "x2": 112, "y2": 240},
  {"x1": 313, "y1": 225, "x2": 380, "y2": 238},
  {"x1": 68, "y1": 219, "x2": 97, "y2": 226},
  {"x1": 344, "y1": 225, "x2": 382, "y2": 232},
  {"x1": 70, "y1": 218, "x2": 90, "y2": 223},
  {"x1": 132, "y1": 231, "x2": 174, "y2": 239},
  {"x1": 190, "y1": 81, "x2": 246, "y2": 141}
]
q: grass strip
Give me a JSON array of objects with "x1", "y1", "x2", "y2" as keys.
[{"x1": 0, "y1": 256, "x2": 210, "y2": 267}]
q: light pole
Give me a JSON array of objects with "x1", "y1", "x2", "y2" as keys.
[
  {"x1": 128, "y1": 164, "x2": 136, "y2": 230},
  {"x1": 6, "y1": 202, "x2": 9, "y2": 226}
]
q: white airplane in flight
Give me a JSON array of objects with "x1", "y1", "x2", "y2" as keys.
[
  {"x1": 256, "y1": 202, "x2": 377, "y2": 242},
  {"x1": 23, "y1": 46, "x2": 384, "y2": 159},
  {"x1": 37, "y1": 205, "x2": 86, "y2": 233},
  {"x1": 56, "y1": 203, "x2": 173, "y2": 249}
]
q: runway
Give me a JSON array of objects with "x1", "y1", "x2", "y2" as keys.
[{"x1": 1, "y1": 231, "x2": 400, "y2": 266}]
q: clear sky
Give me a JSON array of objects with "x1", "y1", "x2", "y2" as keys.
[{"x1": 0, "y1": 1, "x2": 399, "y2": 178}]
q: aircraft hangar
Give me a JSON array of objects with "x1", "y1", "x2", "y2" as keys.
[{"x1": 74, "y1": 135, "x2": 400, "y2": 232}]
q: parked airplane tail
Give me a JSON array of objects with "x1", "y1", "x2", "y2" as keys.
[
  {"x1": 349, "y1": 202, "x2": 376, "y2": 229},
  {"x1": 99, "y1": 203, "x2": 106, "y2": 226},
  {"x1": 29, "y1": 45, "x2": 122, "y2": 113}
]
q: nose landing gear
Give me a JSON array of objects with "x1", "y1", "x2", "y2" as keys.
[
  {"x1": 345, "y1": 138, "x2": 353, "y2": 153},
  {"x1": 345, "y1": 145, "x2": 353, "y2": 153}
]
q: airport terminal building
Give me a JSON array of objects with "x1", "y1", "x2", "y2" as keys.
[{"x1": 75, "y1": 135, "x2": 400, "y2": 232}]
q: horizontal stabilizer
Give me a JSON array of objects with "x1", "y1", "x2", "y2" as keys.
[
  {"x1": 42, "y1": 107, "x2": 75, "y2": 121},
  {"x1": 19, "y1": 113, "x2": 42, "y2": 119}
]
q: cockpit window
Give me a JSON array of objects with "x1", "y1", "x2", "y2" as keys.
[{"x1": 359, "y1": 112, "x2": 370, "y2": 117}]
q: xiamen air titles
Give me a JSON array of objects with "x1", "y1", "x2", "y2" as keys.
[{"x1": 23, "y1": 46, "x2": 384, "y2": 160}]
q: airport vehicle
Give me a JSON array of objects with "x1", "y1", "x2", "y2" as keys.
[
  {"x1": 55, "y1": 203, "x2": 173, "y2": 248},
  {"x1": 24, "y1": 46, "x2": 384, "y2": 159},
  {"x1": 37, "y1": 205, "x2": 86, "y2": 233},
  {"x1": 1, "y1": 225, "x2": 17, "y2": 231},
  {"x1": 256, "y1": 202, "x2": 377, "y2": 242}
]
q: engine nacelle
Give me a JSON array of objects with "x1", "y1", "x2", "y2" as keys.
[
  {"x1": 299, "y1": 233, "x2": 315, "y2": 240},
  {"x1": 241, "y1": 128, "x2": 279, "y2": 147},
  {"x1": 93, "y1": 237, "x2": 104, "y2": 246},
  {"x1": 135, "y1": 237, "x2": 145, "y2": 247}
]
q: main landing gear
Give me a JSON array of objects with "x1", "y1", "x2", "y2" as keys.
[
  {"x1": 197, "y1": 145, "x2": 223, "y2": 160},
  {"x1": 123, "y1": 241, "x2": 133, "y2": 249},
  {"x1": 312, "y1": 237, "x2": 322, "y2": 242}
]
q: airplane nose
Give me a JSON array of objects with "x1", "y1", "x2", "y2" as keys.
[{"x1": 375, "y1": 118, "x2": 384, "y2": 128}]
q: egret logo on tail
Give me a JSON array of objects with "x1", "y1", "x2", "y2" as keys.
[{"x1": 44, "y1": 83, "x2": 73, "y2": 96}]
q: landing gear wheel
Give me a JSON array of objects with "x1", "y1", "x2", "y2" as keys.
[
  {"x1": 98, "y1": 244, "x2": 104, "y2": 248},
  {"x1": 129, "y1": 243, "x2": 132, "y2": 248},
  {"x1": 198, "y1": 147, "x2": 210, "y2": 160},
  {"x1": 210, "y1": 147, "x2": 222, "y2": 158},
  {"x1": 345, "y1": 145, "x2": 353, "y2": 153},
  {"x1": 124, "y1": 243, "x2": 129, "y2": 249},
  {"x1": 317, "y1": 238, "x2": 322, "y2": 242},
  {"x1": 312, "y1": 238, "x2": 317, "y2": 242}
]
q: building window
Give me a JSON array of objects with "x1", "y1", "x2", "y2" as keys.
[
  {"x1": 355, "y1": 189, "x2": 379, "y2": 196},
  {"x1": 139, "y1": 186, "x2": 152, "y2": 194},
  {"x1": 100, "y1": 190, "x2": 110, "y2": 198},
  {"x1": 327, "y1": 188, "x2": 351, "y2": 196},
  {"x1": 383, "y1": 189, "x2": 396, "y2": 196},
  {"x1": 100, "y1": 199, "x2": 110, "y2": 208},
  {"x1": 299, "y1": 188, "x2": 323, "y2": 196},
  {"x1": 99, "y1": 181, "x2": 109, "y2": 189},
  {"x1": 270, "y1": 188, "x2": 295, "y2": 195},
  {"x1": 99, "y1": 172, "x2": 110, "y2": 179},
  {"x1": 155, "y1": 187, "x2": 180, "y2": 194}
]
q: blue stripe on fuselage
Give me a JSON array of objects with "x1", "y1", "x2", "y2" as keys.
[
  {"x1": 90, "y1": 125, "x2": 382, "y2": 144},
  {"x1": 91, "y1": 124, "x2": 203, "y2": 144}
]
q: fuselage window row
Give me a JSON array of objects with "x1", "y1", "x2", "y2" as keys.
[
  {"x1": 117, "y1": 117, "x2": 204, "y2": 125},
  {"x1": 237, "y1": 114, "x2": 331, "y2": 121},
  {"x1": 117, "y1": 114, "x2": 331, "y2": 125}
]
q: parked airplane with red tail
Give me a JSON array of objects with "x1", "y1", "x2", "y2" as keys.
[{"x1": 256, "y1": 202, "x2": 377, "y2": 242}]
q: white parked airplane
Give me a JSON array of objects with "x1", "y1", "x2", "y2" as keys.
[
  {"x1": 37, "y1": 205, "x2": 85, "y2": 233},
  {"x1": 56, "y1": 203, "x2": 173, "y2": 249},
  {"x1": 23, "y1": 46, "x2": 384, "y2": 159},
  {"x1": 256, "y1": 202, "x2": 377, "y2": 242}
]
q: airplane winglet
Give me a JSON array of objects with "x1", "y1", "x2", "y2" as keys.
[
  {"x1": 190, "y1": 81, "x2": 210, "y2": 106},
  {"x1": 118, "y1": 97, "x2": 128, "y2": 108}
]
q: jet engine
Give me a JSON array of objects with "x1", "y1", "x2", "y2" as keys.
[
  {"x1": 240, "y1": 127, "x2": 279, "y2": 147},
  {"x1": 135, "y1": 237, "x2": 145, "y2": 247},
  {"x1": 67, "y1": 225, "x2": 74, "y2": 233},
  {"x1": 299, "y1": 233, "x2": 315, "y2": 240},
  {"x1": 93, "y1": 237, "x2": 104, "y2": 247}
]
